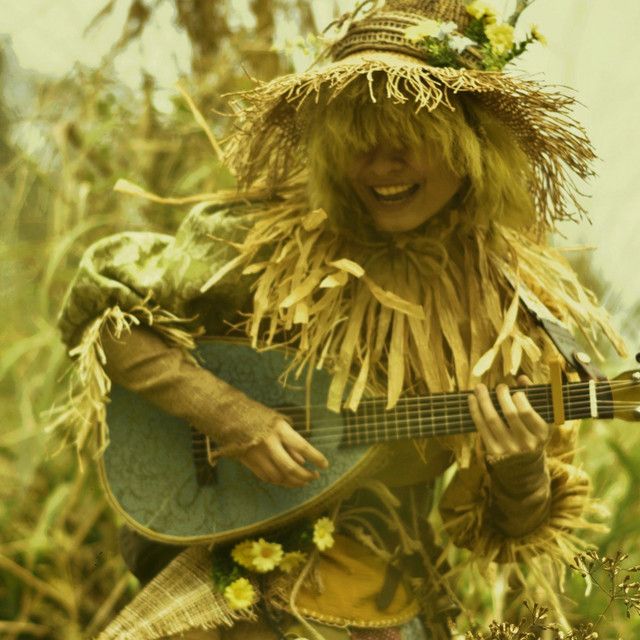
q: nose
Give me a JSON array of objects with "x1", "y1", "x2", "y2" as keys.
[{"x1": 364, "y1": 146, "x2": 408, "y2": 177}]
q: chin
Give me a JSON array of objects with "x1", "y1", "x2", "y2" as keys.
[{"x1": 371, "y1": 211, "x2": 433, "y2": 233}]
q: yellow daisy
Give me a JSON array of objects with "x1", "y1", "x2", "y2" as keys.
[
  {"x1": 223, "y1": 577, "x2": 256, "y2": 611},
  {"x1": 231, "y1": 540, "x2": 256, "y2": 570},
  {"x1": 279, "y1": 551, "x2": 308, "y2": 574},
  {"x1": 313, "y1": 517, "x2": 335, "y2": 552},
  {"x1": 485, "y1": 23, "x2": 515, "y2": 55},
  {"x1": 466, "y1": 1, "x2": 497, "y2": 23},
  {"x1": 531, "y1": 25, "x2": 548, "y2": 46},
  {"x1": 251, "y1": 538, "x2": 284, "y2": 573}
]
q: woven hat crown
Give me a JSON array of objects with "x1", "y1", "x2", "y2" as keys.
[
  {"x1": 385, "y1": 0, "x2": 470, "y2": 24},
  {"x1": 330, "y1": 0, "x2": 473, "y2": 63}
]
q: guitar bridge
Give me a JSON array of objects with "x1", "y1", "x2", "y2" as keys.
[{"x1": 190, "y1": 427, "x2": 218, "y2": 486}]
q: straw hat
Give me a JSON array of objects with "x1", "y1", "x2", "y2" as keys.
[{"x1": 225, "y1": 0, "x2": 596, "y2": 231}]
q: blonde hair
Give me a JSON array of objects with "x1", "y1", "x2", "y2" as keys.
[{"x1": 303, "y1": 75, "x2": 535, "y2": 235}]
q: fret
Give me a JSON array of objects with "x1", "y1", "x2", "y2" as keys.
[
  {"x1": 392, "y1": 399, "x2": 399, "y2": 440},
  {"x1": 344, "y1": 410, "x2": 352, "y2": 446},
  {"x1": 443, "y1": 392, "x2": 449, "y2": 435},
  {"x1": 363, "y1": 397, "x2": 370, "y2": 445},
  {"x1": 458, "y1": 391, "x2": 464, "y2": 436},
  {"x1": 404, "y1": 398, "x2": 411, "y2": 439},
  {"x1": 416, "y1": 394, "x2": 423, "y2": 438},
  {"x1": 382, "y1": 399, "x2": 389, "y2": 443},
  {"x1": 430, "y1": 391, "x2": 435, "y2": 437}
]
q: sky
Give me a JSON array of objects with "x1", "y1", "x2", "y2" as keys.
[{"x1": 2, "y1": 0, "x2": 640, "y2": 338}]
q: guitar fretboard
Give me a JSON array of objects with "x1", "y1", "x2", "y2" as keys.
[{"x1": 339, "y1": 382, "x2": 614, "y2": 446}]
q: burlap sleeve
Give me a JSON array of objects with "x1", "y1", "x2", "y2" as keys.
[
  {"x1": 437, "y1": 419, "x2": 596, "y2": 565},
  {"x1": 101, "y1": 323, "x2": 289, "y2": 458},
  {"x1": 53, "y1": 204, "x2": 276, "y2": 459}
]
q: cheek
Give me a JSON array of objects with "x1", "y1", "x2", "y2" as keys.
[{"x1": 426, "y1": 166, "x2": 464, "y2": 202}]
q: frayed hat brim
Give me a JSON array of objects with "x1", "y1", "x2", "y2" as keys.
[{"x1": 224, "y1": 50, "x2": 596, "y2": 231}]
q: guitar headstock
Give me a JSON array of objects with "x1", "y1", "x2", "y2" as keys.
[{"x1": 610, "y1": 369, "x2": 640, "y2": 422}]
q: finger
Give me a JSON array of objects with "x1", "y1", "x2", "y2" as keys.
[
  {"x1": 268, "y1": 439, "x2": 317, "y2": 485},
  {"x1": 496, "y1": 384, "x2": 538, "y2": 450},
  {"x1": 283, "y1": 444, "x2": 320, "y2": 479},
  {"x1": 284, "y1": 429, "x2": 329, "y2": 470},
  {"x1": 516, "y1": 374, "x2": 533, "y2": 387},
  {"x1": 287, "y1": 447, "x2": 306, "y2": 466},
  {"x1": 512, "y1": 391, "x2": 550, "y2": 444},
  {"x1": 468, "y1": 391, "x2": 503, "y2": 456},
  {"x1": 475, "y1": 384, "x2": 509, "y2": 445},
  {"x1": 242, "y1": 453, "x2": 285, "y2": 486}
]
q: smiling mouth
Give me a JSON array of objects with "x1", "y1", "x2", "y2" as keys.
[{"x1": 369, "y1": 183, "x2": 420, "y2": 203}]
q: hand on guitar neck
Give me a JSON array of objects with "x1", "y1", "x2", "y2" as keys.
[{"x1": 469, "y1": 375, "x2": 550, "y2": 461}]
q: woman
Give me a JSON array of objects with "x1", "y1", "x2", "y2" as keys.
[{"x1": 55, "y1": 1, "x2": 625, "y2": 638}]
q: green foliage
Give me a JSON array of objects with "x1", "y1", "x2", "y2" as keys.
[{"x1": 1, "y1": 1, "x2": 639, "y2": 638}]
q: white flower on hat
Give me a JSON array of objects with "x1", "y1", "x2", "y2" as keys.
[
  {"x1": 405, "y1": 18, "x2": 441, "y2": 42},
  {"x1": 438, "y1": 21, "x2": 458, "y2": 37},
  {"x1": 449, "y1": 34, "x2": 475, "y2": 53}
]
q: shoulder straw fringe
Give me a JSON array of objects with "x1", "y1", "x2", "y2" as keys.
[
  {"x1": 46, "y1": 297, "x2": 202, "y2": 467},
  {"x1": 95, "y1": 546, "x2": 254, "y2": 640},
  {"x1": 224, "y1": 53, "x2": 596, "y2": 232},
  {"x1": 203, "y1": 203, "x2": 625, "y2": 436}
]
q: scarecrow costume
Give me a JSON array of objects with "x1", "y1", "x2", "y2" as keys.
[{"x1": 55, "y1": 1, "x2": 626, "y2": 638}]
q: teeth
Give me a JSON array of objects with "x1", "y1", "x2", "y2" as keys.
[{"x1": 372, "y1": 184, "x2": 414, "y2": 196}]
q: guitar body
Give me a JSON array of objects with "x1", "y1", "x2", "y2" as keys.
[
  {"x1": 99, "y1": 340, "x2": 383, "y2": 545},
  {"x1": 99, "y1": 336, "x2": 640, "y2": 546}
]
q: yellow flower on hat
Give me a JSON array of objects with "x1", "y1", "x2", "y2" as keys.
[
  {"x1": 531, "y1": 25, "x2": 547, "y2": 46},
  {"x1": 466, "y1": 1, "x2": 497, "y2": 23},
  {"x1": 485, "y1": 23, "x2": 515, "y2": 55},
  {"x1": 223, "y1": 577, "x2": 256, "y2": 610},
  {"x1": 250, "y1": 538, "x2": 284, "y2": 573},
  {"x1": 405, "y1": 19, "x2": 441, "y2": 42},
  {"x1": 231, "y1": 540, "x2": 256, "y2": 570},
  {"x1": 313, "y1": 517, "x2": 335, "y2": 552},
  {"x1": 279, "y1": 551, "x2": 308, "y2": 574}
]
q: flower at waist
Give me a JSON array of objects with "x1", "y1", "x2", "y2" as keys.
[
  {"x1": 224, "y1": 577, "x2": 256, "y2": 610},
  {"x1": 231, "y1": 540, "x2": 256, "y2": 570},
  {"x1": 251, "y1": 538, "x2": 284, "y2": 573},
  {"x1": 280, "y1": 551, "x2": 308, "y2": 574},
  {"x1": 313, "y1": 517, "x2": 336, "y2": 551}
]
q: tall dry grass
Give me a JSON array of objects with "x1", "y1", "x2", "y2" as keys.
[{"x1": 1, "y1": 33, "x2": 639, "y2": 640}]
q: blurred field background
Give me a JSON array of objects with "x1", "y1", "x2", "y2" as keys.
[{"x1": 1, "y1": 0, "x2": 640, "y2": 638}]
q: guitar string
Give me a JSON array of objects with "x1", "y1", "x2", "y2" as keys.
[
  {"x1": 279, "y1": 396, "x2": 640, "y2": 427},
  {"x1": 265, "y1": 397, "x2": 637, "y2": 444},
  {"x1": 265, "y1": 378, "x2": 638, "y2": 415},
  {"x1": 268, "y1": 381, "x2": 637, "y2": 426},
  {"x1": 283, "y1": 399, "x2": 639, "y2": 448},
  {"x1": 270, "y1": 399, "x2": 639, "y2": 440}
]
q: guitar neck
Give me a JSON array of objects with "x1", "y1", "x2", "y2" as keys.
[{"x1": 339, "y1": 381, "x2": 614, "y2": 445}]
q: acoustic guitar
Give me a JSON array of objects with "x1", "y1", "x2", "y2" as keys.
[{"x1": 100, "y1": 339, "x2": 640, "y2": 545}]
